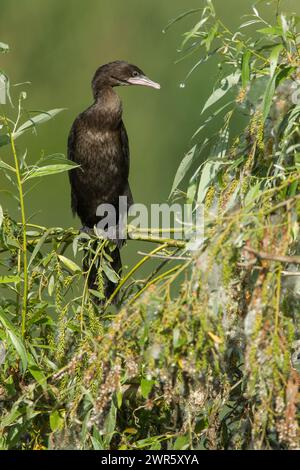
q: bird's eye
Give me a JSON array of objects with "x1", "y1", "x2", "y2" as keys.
[{"x1": 132, "y1": 71, "x2": 139, "y2": 77}]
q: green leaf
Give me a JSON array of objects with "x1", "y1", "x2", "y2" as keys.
[
  {"x1": 0, "y1": 205, "x2": 3, "y2": 229},
  {"x1": 262, "y1": 72, "x2": 278, "y2": 123},
  {"x1": 163, "y1": 8, "x2": 202, "y2": 32},
  {"x1": 25, "y1": 162, "x2": 79, "y2": 180},
  {"x1": 169, "y1": 145, "x2": 197, "y2": 198},
  {"x1": 0, "y1": 159, "x2": 16, "y2": 172},
  {"x1": 242, "y1": 50, "x2": 251, "y2": 88},
  {"x1": 0, "y1": 275, "x2": 21, "y2": 284},
  {"x1": 0, "y1": 405, "x2": 22, "y2": 428},
  {"x1": 48, "y1": 275, "x2": 55, "y2": 297},
  {"x1": 174, "y1": 434, "x2": 190, "y2": 450},
  {"x1": 88, "y1": 288, "x2": 106, "y2": 300},
  {"x1": 102, "y1": 261, "x2": 119, "y2": 284},
  {"x1": 140, "y1": 378, "x2": 155, "y2": 399},
  {"x1": 202, "y1": 72, "x2": 240, "y2": 114},
  {"x1": 182, "y1": 17, "x2": 210, "y2": 48},
  {"x1": 91, "y1": 436, "x2": 104, "y2": 450},
  {"x1": 0, "y1": 134, "x2": 10, "y2": 148},
  {"x1": 0, "y1": 42, "x2": 9, "y2": 53},
  {"x1": 244, "y1": 183, "x2": 261, "y2": 208},
  {"x1": 28, "y1": 228, "x2": 51, "y2": 268},
  {"x1": 14, "y1": 109, "x2": 66, "y2": 137},
  {"x1": 257, "y1": 26, "x2": 283, "y2": 36},
  {"x1": 103, "y1": 401, "x2": 117, "y2": 446},
  {"x1": 269, "y1": 44, "x2": 284, "y2": 77},
  {"x1": 197, "y1": 160, "x2": 223, "y2": 204},
  {"x1": 193, "y1": 101, "x2": 233, "y2": 139},
  {"x1": 49, "y1": 410, "x2": 64, "y2": 432},
  {"x1": 28, "y1": 363, "x2": 47, "y2": 392},
  {"x1": 0, "y1": 310, "x2": 28, "y2": 371},
  {"x1": 7, "y1": 331, "x2": 28, "y2": 372},
  {"x1": 58, "y1": 255, "x2": 81, "y2": 273}
]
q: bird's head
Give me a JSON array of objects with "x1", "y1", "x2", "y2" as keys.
[{"x1": 92, "y1": 61, "x2": 160, "y2": 97}]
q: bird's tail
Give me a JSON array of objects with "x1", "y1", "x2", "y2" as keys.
[{"x1": 83, "y1": 241, "x2": 122, "y2": 304}]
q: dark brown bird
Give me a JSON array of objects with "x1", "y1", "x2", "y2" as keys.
[{"x1": 68, "y1": 61, "x2": 160, "y2": 301}]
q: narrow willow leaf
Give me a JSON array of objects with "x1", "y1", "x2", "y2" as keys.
[
  {"x1": 58, "y1": 255, "x2": 81, "y2": 273},
  {"x1": 0, "y1": 275, "x2": 21, "y2": 284},
  {"x1": 202, "y1": 72, "x2": 240, "y2": 114},
  {"x1": 163, "y1": 8, "x2": 202, "y2": 32},
  {"x1": 0, "y1": 159, "x2": 16, "y2": 172},
  {"x1": 257, "y1": 26, "x2": 283, "y2": 36},
  {"x1": 28, "y1": 228, "x2": 51, "y2": 268},
  {"x1": 240, "y1": 19, "x2": 263, "y2": 29},
  {"x1": 193, "y1": 101, "x2": 233, "y2": 139},
  {"x1": 14, "y1": 108, "x2": 66, "y2": 137},
  {"x1": 0, "y1": 311, "x2": 28, "y2": 372},
  {"x1": 269, "y1": 44, "x2": 284, "y2": 77},
  {"x1": 197, "y1": 161, "x2": 223, "y2": 204},
  {"x1": 0, "y1": 134, "x2": 10, "y2": 147},
  {"x1": 262, "y1": 72, "x2": 278, "y2": 123},
  {"x1": 242, "y1": 50, "x2": 251, "y2": 88},
  {"x1": 29, "y1": 363, "x2": 47, "y2": 391},
  {"x1": 174, "y1": 434, "x2": 190, "y2": 450},
  {"x1": 244, "y1": 183, "x2": 261, "y2": 207},
  {"x1": 102, "y1": 261, "x2": 119, "y2": 284},
  {"x1": 25, "y1": 163, "x2": 79, "y2": 180},
  {"x1": 49, "y1": 410, "x2": 64, "y2": 432},
  {"x1": 169, "y1": 145, "x2": 197, "y2": 197},
  {"x1": 140, "y1": 378, "x2": 155, "y2": 399},
  {"x1": 0, "y1": 42, "x2": 9, "y2": 53},
  {"x1": 0, "y1": 204, "x2": 3, "y2": 229},
  {"x1": 0, "y1": 405, "x2": 22, "y2": 428},
  {"x1": 91, "y1": 436, "x2": 104, "y2": 450},
  {"x1": 103, "y1": 402, "x2": 117, "y2": 446},
  {"x1": 48, "y1": 275, "x2": 55, "y2": 297},
  {"x1": 182, "y1": 16, "x2": 209, "y2": 48},
  {"x1": 7, "y1": 331, "x2": 28, "y2": 372}
]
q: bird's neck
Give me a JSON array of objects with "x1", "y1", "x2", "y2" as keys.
[{"x1": 92, "y1": 86, "x2": 122, "y2": 128}]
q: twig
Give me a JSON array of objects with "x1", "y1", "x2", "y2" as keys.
[{"x1": 244, "y1": 246, "x2": 300, "y2": 265}]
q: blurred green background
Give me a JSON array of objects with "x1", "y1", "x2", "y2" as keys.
[{"x1": 1, "y1": 0, "x2": 299, "y2": 270}]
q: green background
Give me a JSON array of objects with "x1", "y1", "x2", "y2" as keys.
[{"x1": 1, "y1": 0, "x2": 299, "y2": 269}]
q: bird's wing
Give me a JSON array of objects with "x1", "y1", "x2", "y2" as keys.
[
  {"x1": 120, "y1": 121, "x2": 133, "y2": 207},
  {"x1": 67, "y1": 120, "x2": 78, "y2": 216},
  {"x1": 120, "y1": 120, "x2": 130, "y2": 175}
]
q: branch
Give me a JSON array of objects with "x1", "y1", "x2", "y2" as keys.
[{"x1": 244, "y1": 246, "x2": 300, "y2": 265}]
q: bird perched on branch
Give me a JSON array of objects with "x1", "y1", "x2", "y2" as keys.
[{"x1": 67, "y1": 61, "x2": 160, "y2": 301}]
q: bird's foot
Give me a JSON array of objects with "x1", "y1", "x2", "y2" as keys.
[{"x1": 80, "y1": 226, "x2": 93, "y2": 235}]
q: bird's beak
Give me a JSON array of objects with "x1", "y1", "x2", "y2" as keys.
[{"x1": 127, "y1": 75, "x2": 161, "y2": 90}]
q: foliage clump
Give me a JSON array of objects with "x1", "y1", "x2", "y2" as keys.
[{"x1": 0, "y1": 0, "x2": 300, "y2": 450}]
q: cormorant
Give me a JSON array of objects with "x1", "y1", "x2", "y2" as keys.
[{"x1": 67, "y1": 61, "x2": 160, "y2": 300}]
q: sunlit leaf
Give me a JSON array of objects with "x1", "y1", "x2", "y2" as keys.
[
  {"x1": 0, "y1": 42, "x2": 9, "y2": 53},
  {"x1": 58, "y1": 255, "x2": 81, "y2": 273},
  {"x1": 14, "y1": 108, "x2": 66, "y2": 138},
  {"x1": 174, "y1": 434, "x2": 190, "y2": 450},
  {"x1": 0, "y1": 275, "x2": 21, "y2": 284},
  {"x1": 50, "y1": 410, "x2": 64, "y2": 432},
  {"x1": 163, "y1": 8, "x2": 202, "y2": 32},
  {"x1": 242, "y1": 50, "x2": 251, "y2": 88},
  {"x1": 169, "y1": 145, "x2": 197, "y2": 197},
  {"x1": 140, "y1": 378, "x2": 155, "y2": 399},
  {"x1": 24, "y1": 162, "x2": 79, "y2": 180},
  {"x1": 269, "y1": 44, "x2": 284, "y2": 77},
  {"x1": 262, "y1": 72, "x2": 278, "y2": 123},
  {"x1": 202, "y1": 72, "x2": 240, "y2": 114}
]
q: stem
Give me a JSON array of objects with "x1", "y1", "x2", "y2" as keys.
[
  {"x1": 105, "y1": 243, "x2": 169, "y2": 307},
  {"x1": 6, "y1": 119, "x2": 28, "y2": 337}
]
